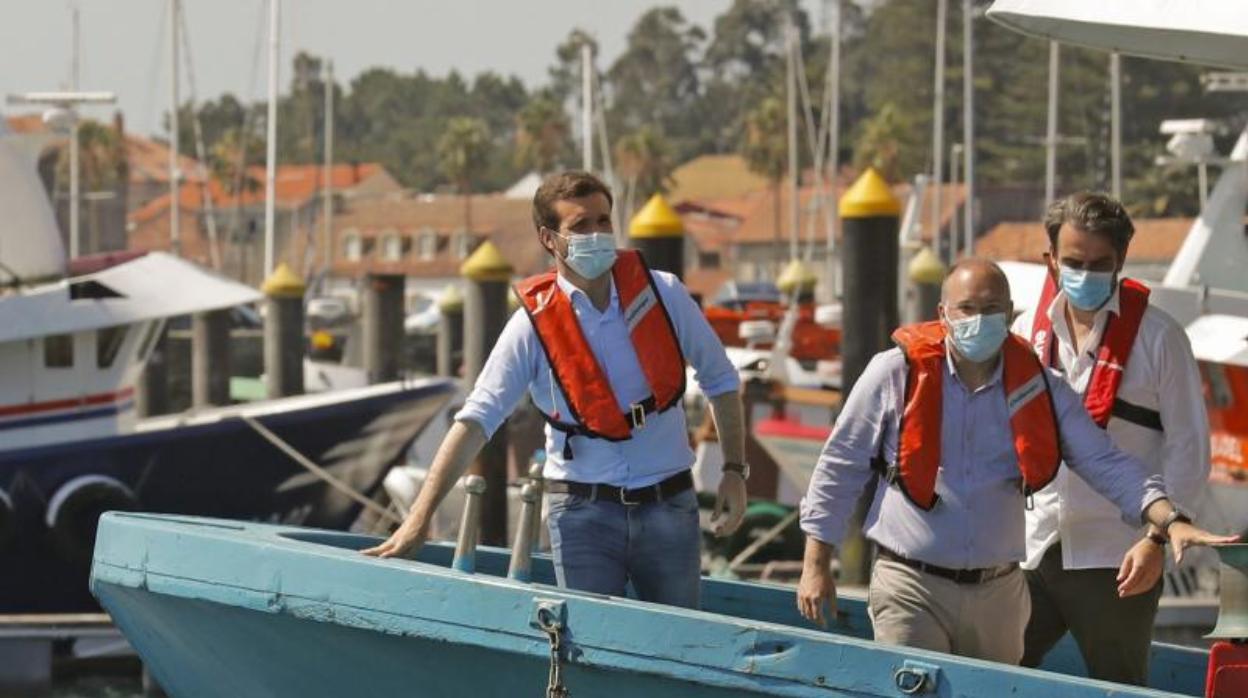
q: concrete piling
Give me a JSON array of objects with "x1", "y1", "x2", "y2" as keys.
[
  {"x1": 837, "y1": 168, "x2": 901, "y2": 586},
  {"x1": 628, "y1": 193, "x2": 685, "y2": 280},
  {"x1": 436, "y1": 283, "x2": 464, "y2": 378},
  {"x1": 191, "y1": 309, "x2": 231, "y2": 408},
  {"x1": 261, "y1": 264, "x2": 306, "y2": 399},
  {"x1": 906, "y1": 246, "x2": 946, "y2": 323},
  {"x1": 362, "y1": 272, "x2": 405, "y2": 383},
  {"x1": 461, "y1": 242, "x2": 514, "y2": 547}
]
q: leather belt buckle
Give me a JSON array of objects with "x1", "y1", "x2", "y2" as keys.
[
  {"x1": 619, "y1": 486, "x2": 641, "y2": 506},
  {"x1": 629, "y1": 403, "x2": 646, "y2": 429}
]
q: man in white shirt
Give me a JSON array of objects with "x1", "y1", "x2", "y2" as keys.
[
  {"x1": 1013, "y1": 192, "x2": 1211, "y2": 684},
  {"x1": 363, "y1": 171, "x2": 748, "y2": 609}
]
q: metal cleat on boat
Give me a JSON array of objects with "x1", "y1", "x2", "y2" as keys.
[
  {"x1": 451, "y1": 475, "x2": 487, "y2": 573},
  {"x1": 507, "y1": 483, "x2": 541, "y2": 582}
]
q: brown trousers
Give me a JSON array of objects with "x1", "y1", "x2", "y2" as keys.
[{"x1": 1021, "y1": 543, "x2": 1163, "y2": 686}]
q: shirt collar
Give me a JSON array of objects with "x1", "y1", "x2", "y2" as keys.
[
  {"x1": 943, "y1": 339, "x2": 1005, "y2": 390},
  {"x1": 555, "y1": 271, "x2": 618, "y2": 306}
]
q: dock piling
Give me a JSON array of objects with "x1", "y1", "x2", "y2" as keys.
[
  {"x1": 190, "y1": 309, "x2": 231, "y2": 408},
  {"x1": 362, "y1": 272, "x2": 404, "y2": 383},
  {"x1": 436, "y1": 284, "x2": 464, "y2": 378},
  {"x1": 461, "y1": 242, "x2": 514, "y2": 547},
  {"x1": 261, "y1": 264, "x2": 305, "y2": 398},
  {"x1": 629, "y1": 193, "x2": 685, "y2": 279},
  {"x1": 906, "y1": 246, "x2": 946, "y2": 323}
]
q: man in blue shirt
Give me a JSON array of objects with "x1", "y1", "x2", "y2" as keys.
[
  {"x1": 365, "y1": 171, "x2": 748, "y2": 608},
  {"x1": 796, "y1": 258, "x2": 1234, "y2": 663}
]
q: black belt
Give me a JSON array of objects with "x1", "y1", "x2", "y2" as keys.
[
  {"x1": 878, "y1": 547, "x2": 1017, "y2": 585},
  {"x1": 545, "y1": 469, "x2": 693, "y2": 506}
]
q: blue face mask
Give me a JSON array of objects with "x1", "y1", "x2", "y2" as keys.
[
  {"x1": 946, "y1": 312, "x2": 1010, "y2": 363},
  {"x1": 558, "y1": 231, "x2": 617, "y2": 280},
  {"x1": 1059, "y1": 266, "x2": 1116, "y2": 311}
]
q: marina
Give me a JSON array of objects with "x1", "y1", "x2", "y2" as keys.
[{"x1": 2, "y1": 0, "x2": 1248, "y2": 695}]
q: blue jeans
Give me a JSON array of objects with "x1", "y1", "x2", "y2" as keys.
[{"x1": 546, "y1": 487, "x2": 701, "y2": 609}]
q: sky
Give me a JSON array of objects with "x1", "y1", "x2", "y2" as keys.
[{"x1": 1, "y1": 0, "x2": 829, "y2": 139}]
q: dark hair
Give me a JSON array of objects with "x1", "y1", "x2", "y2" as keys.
[
  {"x1": 531, "y1": 171, "x2": 614, "y2": 233},
  {"x1": 1043, "y1": 192, "x2": 1134, "y2": 258}
]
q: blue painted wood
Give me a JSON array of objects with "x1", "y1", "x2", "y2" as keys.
[{"x1": 91, "y1": 513, "x2": 1202, "y2": 697}]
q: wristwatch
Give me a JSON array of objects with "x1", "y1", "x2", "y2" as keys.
[
  {"x1": 1159, "y1": 509, "x2": 1192, "y2": 537},
  {"x1": 722, "y1": 461, "x2": 751, "y2": 480}
]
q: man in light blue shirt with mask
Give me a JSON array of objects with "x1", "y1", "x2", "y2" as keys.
[
  {"x1": 365, "y1": 171, "x2": 748, "y2": 609},
  {"x1": 796, "y1": 258, "x2": 1234, "y2": 664}
]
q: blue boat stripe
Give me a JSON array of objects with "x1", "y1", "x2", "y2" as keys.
[{"x1": 0, "y1": 399, "x2": 135, "y2": 432}]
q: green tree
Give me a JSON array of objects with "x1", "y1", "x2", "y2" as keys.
[
  {"x1": 742, "y1": 97, "x2": 788, "y2": 266},
  {"x1": 614, "y1": 126, "x2": 675, "y2": 218},
  {"x1": 437, "y1": 117, "x2": 492, "y2": 233},
  {"x1": 515, "y1": 95, "x2": 572, "y2": 175},
  {"x1": 852, "y1": 102, "x2": 918, "y2": 183}
]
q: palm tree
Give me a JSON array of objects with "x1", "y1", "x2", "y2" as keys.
[
  {"x1": 742, "y1": 97, "x2": 788, "y2": 277},
  {"x1": 437, "y1": 117, "x2": 491, "y2": 235},
  {"x1": 515, "y1": 96, "x2": 571, "y2": 175},
  {"x1": 614, "y1": 126, "x2": 674, "y2": 219}
]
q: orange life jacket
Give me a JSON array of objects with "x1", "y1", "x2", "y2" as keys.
[
  {"x1": 882, "y1": 321, "x2": 1061, "y2": 511},
  {"x1": 514, "y1": 250, "x2": 686, "y2": 458},
  {"x1": 1029, "y1": 275, "x2": 1158, "y2": 430}
]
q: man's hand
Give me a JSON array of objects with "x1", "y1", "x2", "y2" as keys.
[
  {"x1": 1116, "y1": 536, "x2": 1164, "y2": 597},
  {"x1": 1166, "y1": 521, "x2": 1240, "y2": 564},
  {"x1": 361, "y1": 517, "x2": 429, "y2": 559},
  {"x1": 711, "y1": 472, "x2": 747, "y2": 537},
  {"x1": 796, "y1": 537, "x2": 837, "y2": 628}
]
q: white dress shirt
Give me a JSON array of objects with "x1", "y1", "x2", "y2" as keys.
[
  {"x1": 1013, "y1": 286, "x2": 1210, "y2": 570},
  {"x1": 455, "y1": 269, "x2": 740, "y2": 489},
  {"x1": 799, "y1": 345, "x2": 1167, "y2": 570}
]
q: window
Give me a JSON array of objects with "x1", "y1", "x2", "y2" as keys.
[
  {"x1": 44, "y1": 334, "x2": 74, "y2": 368},
  {"x1": 381, "y1": 231, "x2": 402, "y2": 261},
  {"x1": 455, "y1": 232, "x2": 477, "y2": 260},
  {"x1": 362, "y1": 238, "x2": 376, "y2": 257},
  {"x1": 97, "y1": 326, "x2": 128, "y2": 368},
  {"x1": 698, "y1": 251, "x2": 721, "y2": 269},
  {"x1": 136, "y1": 320, "x2": 164, "y2": 362},
  {"x1": 418, "y1": 229, "x2": 437, "y2": 261},
  {"x1": 343, "y1": 230, "x2": 362, "y2": 261}
]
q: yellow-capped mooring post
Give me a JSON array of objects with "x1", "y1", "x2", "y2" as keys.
[
  {"x1": 837, "y1": 168, "x2": 901, "y2": 588},
  {"x1": 460, "y1": 241, "x2": 514, "y2": 548},
  {"x1": 907, "y1": 246, "x2": 947, "y2": 323},
  {"x1": 777, "y1": 258, "x2": 818, "y2": 304},
  {"x1": 629, "y1": 193, "x2": 685, "y2": 280},
  {"x1": 436, "y1": 283, "x2": 465, "y2": 378},
  {"x1": 363, "y1": 272, "x2": 405, "y2": 383},
  {"x1": 261, "y1": 263, "x2": 306, "y2": 398}
]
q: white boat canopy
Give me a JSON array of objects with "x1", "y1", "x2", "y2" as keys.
[
  {"x1": 0, "y1": 119, "x2": 67, "y2": 284},
  {"x1": 986, "y1": 0, "x2": 1248, "y2": 69},
  {"x1": 0, "y1": 252, "x2": 263, "y2": 344},
  {"x1": 1186, "y1": 314, "x2": 1248, "y2": 367}
]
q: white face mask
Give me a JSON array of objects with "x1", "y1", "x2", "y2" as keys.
[{"x1": 553, "y1": 231, "x2": 617, "y2": 280}]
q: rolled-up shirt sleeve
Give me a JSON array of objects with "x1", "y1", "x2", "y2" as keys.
[
  {"x1": 453, "y1": 309, "x2": 539, "y2": 438},
  {"x1": 800, "y1": 350, "x2": 898, "y2": 546},
  {"x1": 1049, "y1": 369, "x2": 1168, "y2": 525},
  {"x1": 653, "y1": 270, "x2": 740, "y2": 398}
]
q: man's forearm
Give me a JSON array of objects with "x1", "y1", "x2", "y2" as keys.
[
  {"x1": 707, "y1": 390, "x2": 746, "y2": 464},
  {"x1": 405, "y1": 419, "x2": 489, "y2": 533},
  {"x1": 804, "y1": 535, "x2": 834, "y2": 570}
]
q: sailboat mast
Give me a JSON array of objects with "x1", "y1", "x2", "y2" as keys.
[
  {"x1": 70, "y1": 5, "x2": 81, "y2": 259},
  {"x1": 581, "y1": 43, "x2": 593, "y2": 172},
  {"x1": 826, "y1": 0, "x2": 841, "y2": 297},
  {"x1": 1044, "y1": 41, "x2": 1059, "y2": 209},
  {"x1": 1110, "y1": 52, "x2": 1122, "y2": 199},
  {"x1": 169, "y1": 0, "x2": 181, "y2": 256},
  {"x1": 786, "y1": 18, "x2": 799, "y2": 263},
  {"x1": 931, "y1": 0, "x2": 947, "y2": 264},
  {"x1": 962, "y1": 0, "x2": 974, "y2": 258},
  {"x1": 264, "y1": 0, "x2": 280, "y2": 275},
  {"x1": 322, "y1": 59, "x2": 334, "y2": 278}
]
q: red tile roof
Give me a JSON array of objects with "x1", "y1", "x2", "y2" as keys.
[{"x1": 975, "y1": 218, "x2": 1199, "y2": 264}]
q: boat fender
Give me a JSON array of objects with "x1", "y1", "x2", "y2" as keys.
[
  {"x1": 0, "y1": 487, "x2": 12, "y2": 550},
  {"x1": 46, "y1": 475, "x2": 139, "y2": 567}
]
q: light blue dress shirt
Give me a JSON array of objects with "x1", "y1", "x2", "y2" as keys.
[
  {"x1": 800, "y1": 346, "x2": 1167, "y2": 570},
  {"x1": 455, "y1": 269, "x2": 740, "y2": 489}
]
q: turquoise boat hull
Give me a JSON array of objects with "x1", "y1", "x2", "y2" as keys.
[{"x1": 90, "y1": 513, "x2": 1207, "y2": 697}]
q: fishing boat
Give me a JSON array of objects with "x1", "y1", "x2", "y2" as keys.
[
  {"x1": 90, "y1": 511, "x2": 1221, "y2": 697},
  {"x1": 0, "y1": 119, "x2": 457, "y2": 613}
]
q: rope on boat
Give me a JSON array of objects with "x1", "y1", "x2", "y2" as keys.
[
  {"x1": 239, "y1": 414, "x2": 403, "y2": 526},
  {"x1": 727, "y1": 508, "x2": 801, "y2": 573}
]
